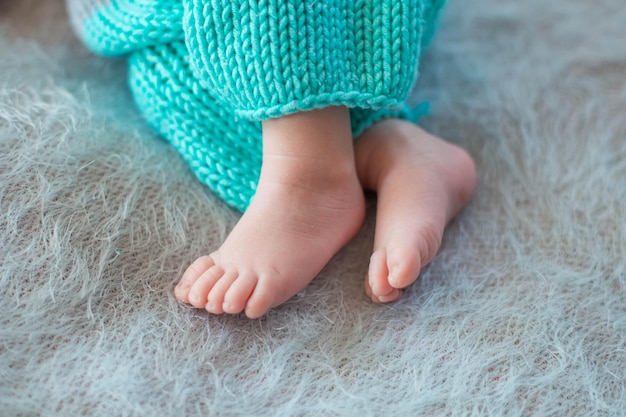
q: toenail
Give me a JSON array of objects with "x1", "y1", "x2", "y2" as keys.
[
  {"x1": 189, "y1": 293, "x2": 199, "y2": 304},
  {"x1": 388, "y1": 265, "x2": 399, "y2": 282},
  {"x1": 223, "y1": 302, "x2": 232, "y2": 311},
  {"x1": 206, "y1": 301, "x2": 215, "y2": 310}
]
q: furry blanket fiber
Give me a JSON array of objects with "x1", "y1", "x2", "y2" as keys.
[{"x1": 1, "y1": 0, "x2": 625, "y2": 416}]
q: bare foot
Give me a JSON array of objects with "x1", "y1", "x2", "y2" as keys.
[
  {"x1": 354, "y1": 119, "x2": 476, "y2": 303},
  {"x1": 175, "y1": 107, "x2": 365, "y2": 318}
]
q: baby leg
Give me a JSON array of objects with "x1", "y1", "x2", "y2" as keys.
[{"x1": 354, "y1": 119, "x2": 476, "y2": 302}]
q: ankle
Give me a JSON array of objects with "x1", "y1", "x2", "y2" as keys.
[
  {"x1": 260, "y1": 106, "x2": 358, "y2": 189},
  {"x1": 263, "y1": 107, "x2": 353, "y2": 157},
  {"x1": 259, "y1": 152, "x2": 358, "y2": 194}
]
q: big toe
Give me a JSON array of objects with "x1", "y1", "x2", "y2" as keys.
[
  {"x1": 222, "y1": 271, "x2": 258, "y2": 314},
  {"x1": 365, "y1": 273, "x2": 403, "y2": 303},
  {"x1": 244, "y1": 278, "x2": 276, "y2": 319},
  {"x1": 387, "y1": 221, "x2": 443, "y2": 289},
  {"x1": 386, "y1": 244, "x2": 423, "y2": 290}
]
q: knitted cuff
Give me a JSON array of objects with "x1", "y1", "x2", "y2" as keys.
[
  {"x1": 183, "y1": 0, "x2": 428, "y2": 120},
  {"x1": 67, "y1": 0, "x2": 185, "y2": 56}
]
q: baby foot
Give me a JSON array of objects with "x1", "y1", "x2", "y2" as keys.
[
  {"x1": 354, "y1": 119, "x2": 476, "y2": 303},
  {"x1": 175, "y1": 107, "x2": 365, "y2": 318}
]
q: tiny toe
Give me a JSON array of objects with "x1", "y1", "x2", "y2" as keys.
[
  {"x1": 386, "y1": 245, "x2": 422, "y2": 289},
  {"x1": 245, "y1": 279, "x2": 275, "y2": 319},
  {"x1": 206, "y1": 269, "x2": 239, "y2": 314},
  {"x1": 187, "y1": 265, "x2": 224, "y2": 308},
  {"x1": 368, "y1": 250, "x2": 395, "y2": 297},
  {"x1": 176, "y1": 255, "x2": 215, "y2": 302}
]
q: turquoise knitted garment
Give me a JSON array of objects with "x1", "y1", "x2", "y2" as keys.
[{"x1": 65, "y1": 0, "x2": 445, "y2": 211}]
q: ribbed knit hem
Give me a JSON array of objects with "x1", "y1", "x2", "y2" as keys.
[{"x1": 235, "y1": 93, "x2": 405, "y2": 121}]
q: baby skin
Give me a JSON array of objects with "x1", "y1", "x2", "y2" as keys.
[{"x1": 175, "y1": 106, "x2": 476, "y2": 318}]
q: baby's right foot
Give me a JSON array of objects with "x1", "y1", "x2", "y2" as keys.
[
  {"x1": 354, "y1": 119, "x2": 476, "y2": 303},
  {"x1": 175, "y1": 107, "x2": 364, "y2": 318}
]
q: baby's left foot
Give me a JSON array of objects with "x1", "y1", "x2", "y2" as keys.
[{"x1": 354, "y1": 119, "x2": 477, "y2": 303}]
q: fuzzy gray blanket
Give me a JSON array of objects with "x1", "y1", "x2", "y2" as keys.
[{"x1": 1, "y1": 0, "x2": 625, "y2": 416}]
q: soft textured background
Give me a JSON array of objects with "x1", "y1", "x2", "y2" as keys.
[{"x1": 1, "y1": 0, "x2": 625, "y2": 416}]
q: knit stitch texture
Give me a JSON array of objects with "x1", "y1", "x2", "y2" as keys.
[
  {"x1": 67, "y1": 0, "x2": 185, "y2": 56},
  {"x1": 184, "y1": 0, "x2": 425, "y2": 119},
  {"x1": 66, "y1": 0, "x2": 443, "y2": 210}
]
